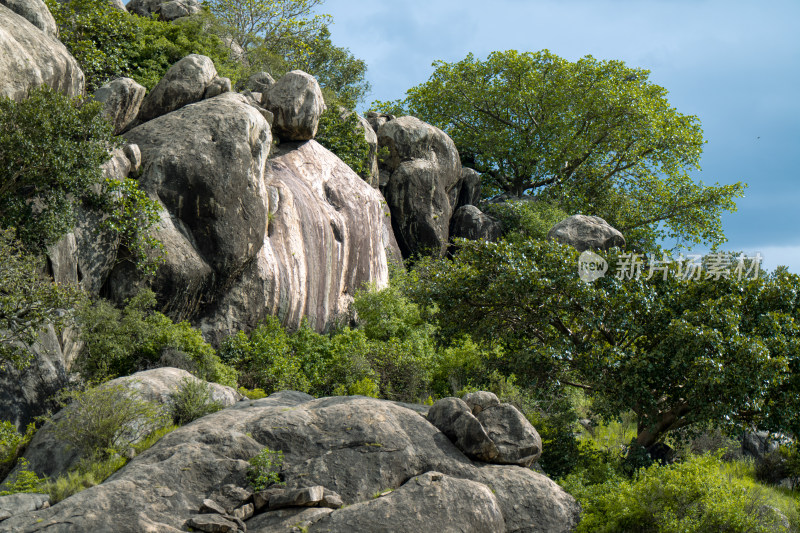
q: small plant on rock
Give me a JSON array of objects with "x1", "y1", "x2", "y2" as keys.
[
  {"x1": 247, "y1": 447, "x2": 284, "y2": 491},
  {"x1": 169, "y1": 377, "x2": 223, "y2": 426}
]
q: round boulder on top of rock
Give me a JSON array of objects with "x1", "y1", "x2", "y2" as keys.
[
  {"x1": 426, "y1": 397, "x2": 498, "y2": 462},
  {"x1": 137, "y1": 54, "x2": 217, "y2": 123},
  {"x1": 238, "y1": 71, "x2": 275, "y2": 93},
  {"x1": 261, "y1": 70, "x2": 325, "y2": 141},
  {"x1": 475, "y1": 403, "x2": 542, "y2": 467},
  {"x1": 547, "y1": 214, "x2": 625, "y2": 252},
  {"x1": 0, "y1": 0, "x2": 57, "y2": 38},
  {"x1": 93, "y1": 77, "x2": 146, "y2": 135}
]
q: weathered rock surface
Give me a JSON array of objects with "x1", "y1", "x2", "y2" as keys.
[
  {"x1": 0, "y1": 493, "x2": 49, "y2": 521},
  {"x1": 262, "y1": 70, "x2": 325, "y2": 141},
  {"x1": 450, "y1": 205, "x2": 502, "y2": 242},
  {"x1": 365, "y1": 111, "x2": 394, "y2": 134},
  {"x1": 137, "y1": 54, "x2": 218, "y2": 123},
  {"x1": 378, "y1": 116, "x2": 462, "y2": 257},
  {"x1": 452, "y1": 167, "x2": 482, "y2": 209},
  {"x1": 93, "y1": 77, "x2": 146, "y2": 135},
  {"x1": 0, "y1": 393, "x2": 579, "y2": 533},
  {"x1": 238, "y1": 71, "x2": 275, "y2": 93},
  {"x1": 126, "y1": 0, "x2": 199, "y2": 20},
  {"x1": 198, "y1": 140, "x2": 392, "y2": 341},
  {"x1": 356, "y1": 112, "x2": 380, "y2": 187},
  {"x1": 427, "y1": 397, "x2": 498, "y2": 462},
  {"x1": 3, "y1": 368, "x2": 241, "y2": 485},
  {"x1": 203, "y1": 76, "x2": 231, "y2": 99},
  {"x1": 0, "y1": 4, "x2": 84, "y2": 101},
  {"x1": 308, "y1": 472, "x2": 505, "y2": 533},
  {"x1": 547, "y1": 214, "x2": 625, "y2": 252},
  {"x1": 477, "y1": 404, "x2": 542, "y2": 467},
  {"x1": 111, "y1": 92, "x2": 271, "y2": 320},
  {"x1": 742, "y1": 430, "x2": 781, "y2": 460},
  {"x1": 0, "y1": 0, "x2": 56, "y2": 37}
]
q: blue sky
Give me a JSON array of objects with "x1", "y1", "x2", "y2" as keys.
[{"x1": 321, "y1": 0, "x2": 800, "y2": 272}]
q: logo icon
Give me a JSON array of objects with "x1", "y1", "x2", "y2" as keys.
[{"x1": 578, "y1": 250, "x2": 608, "y2": 282}]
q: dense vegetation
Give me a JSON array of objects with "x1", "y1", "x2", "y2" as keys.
[{"x1": 0, "y1": 0, "x2": 798, "y2": 530}]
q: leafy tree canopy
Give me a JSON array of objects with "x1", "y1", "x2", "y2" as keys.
[
  {"x1": 377, "y1": 50, "x2": 745, "y2": 250},
  {"x1": 406, "y1": 239, "x2": 800, "y2": 446}
]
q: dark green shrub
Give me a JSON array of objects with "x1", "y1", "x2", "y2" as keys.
[
  {"x1": 480, "y1": 199, "x2": 567, "y2": 242},
  {"x1": 76, "y1": 289, "x2": 236, "y2": 386},
  {"x1": 0, "y1": 422, "x2": 36, "y2": 482},
  {"x1": 755, "y1": 448, "x2": 788, "y2": 486},
  {"x1": 53, "y1": 382, "x2": 169, "y2": 460},
  {"x1": 0, "y1": 458, "x2": 47, "y2": 495},
  {"x1": 169, "y1": 377, "x2": 223, "y2": 425},
  {"x1": 315, "y1": 105, "x2": 371, "y2": 179},
  {"x1": 247, "y1": 447, "x2": 284, "y2": 491}
]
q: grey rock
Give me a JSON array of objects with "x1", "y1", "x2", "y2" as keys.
[
  {"x1": 0, "y1": 0, "x2": 56, "y2": 37},
  {"x1": 93, "y1": 77, "x2": 146, "y2": 135},
  {"x1": 238, "y1": 71, "x2": 275, "y2": 93},
  {"x1": 137, "y1": 54, "x2": 218, "y2": 123},
  {"x1": 185, "y1": 513, "x2": 239, "y2": 533},
  {"x1": 114, "y1": 93, "x2": 271, "y2": 321},
  {"x1": 200, "y1": 498, "x2": 228, "y2": 515},
  {"x1": 0, "y1": 493, "x2": 49, "y2": 517},
  {"x1": 123, "y1": 143, "x2": 142, "y2": 173},
  {"x1": 253, "y1": 487, "x2": 284, "y2": 511},
  {"x1": 204, "y1": 77, "x2": 231, "y2": 100},
  {"x1": 247, "y1": 508, "x2": 332, "y2": 532},
  {"x1": 0, "y1": 510, "x2": 9, "y2": 521},
  {"x1": 105, "y1": 0, "x2": 126, "y2": 11},
  {"x1": 462, "y1": 391, "x2": 500, "y2": 415},
  {"x1": 476, "y1": 404, "x2": 542, "y2": 466},
  {"x1": 231, "y1": 502, "x2": 253, "y2": 520},
  {"x1": 547, "y1": 214, "x2": 625, "y2": 252},
  {"x1": 378, "y1": 116, "x2": 462, "y2": 258},
  {"x1": 262, "y1": 70, "x2": 325, "y2": 141},
  {"x1": 210, "y1": 484, "x2": 253, "y2": 514},
  {"x1": 126, "y1": 0, "x2": 199, "y2": 20},
  {"x1": 356, "y1": 112, "x2": 379, "y2": 186},
  {"x1": 742, "y1": 430, "x2": 780, "y2": 459},
  {"x1": 0, "y1": 4, "x2": 84, "y2": 101},
  {"x1": 308, "y1": 472, "x2": 504, "y2": 533},
  {"x1": 268, "y1": 486, "x2": 324, "y2": 510},
  {"x1": 449, "y1": 205, "x2": 502, "y2": 242},
  {"x1": 365, "y1": 111, "x2": 394, "y2": 133},
  {"x1": 197, "y1": 140, "x2": 392, "y2": 342},
  {"x1": 319, "y1": 488, "x2": 343, "y2": 509},
  {"x1": 427, "y1": 397, "x2": 498, "y2": 462},
  {"x1": 452, "y1": 167, "x2": 482, "y2": 209},
  {"x1": 0, "y1": 395, "x2": 579, "y2": 533}
]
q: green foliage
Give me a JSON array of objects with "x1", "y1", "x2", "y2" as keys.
[
  {"x1": 169, "y1": 377, "x2": 224, "y2": 425},
  {"x1": 408, "y1": 239, "x2": 800, "y2": 446},
  {"x1": 0, "y1": 458, "x2": 47, "y2": 496},
  {"x1": 315, "y1": 105, "x2": 372, "y2": 179},
  {"x1": 0, "y1": 86, "x2": 116, "y2": 249},
  {"x1": 76, "y1": 290, "x2": 236, "y2": 386},
  {"x1": 53, "y1": 382, "x2": 169, "y2": 460},
  {"x1": 0, "y1": 229, "x2": 82, "y2": 370},
  {"x1": 480, "y1": 199, "x2": 568, "y2": 242},
  {"x1": 238, "y1": 387, "x2": 268, "y2": 400},
  {"x1": 0, "y1": 422, "x2": 36, "y2": 481},
  {"x1": 333, "y1": 376, "x2": 380, "y2": 398},
  {"x1": 247, "y1": 447, "x2": 284, "y2": 491},
  {"x1": 565, "y1": 453, "x2": 797, "y2": 533},
  {"x1": 390, "y1": 49, "x2": 744, "y2": 249}
]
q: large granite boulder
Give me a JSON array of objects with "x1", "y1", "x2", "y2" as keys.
[
  {"x1": 0, "y1": 393, "x2": 579, "y2": 532},
  {"x1": 450, "y1": 205, "x2": 502, "y2": 242},
  {"x1": 93, "y1": 77, "x2": 146, "y2": 135},
  {"x1": 126, "y1": 0, "x2": 199, "y2": 20},
  {"x1": 547, "y1": 214, "x2": 625, "y2": 252},
  {"x1": 0, "y1": 0, "x2": 56, "y2": 37},
  {"x1": 262, "y1": 70, "x2": 325, "y2": 141},
  {"x1": 136, "y1": 54, "x2": 218, "y2": 123},
  {"x1": 109, "y1": 92, "x2": 271, "y2": 321},
  {"x1": 198, "y1": 140, "x2": 393, "y2": 342},
  {"x1": 0, "y1": 4, "x2": 84, "y2": 101},
  {"x1": 237, "y1": 71, "x2": 275, "y2": 93},
  {"x1": 3, "y1": 367, "x2": 242, "y2": 483},
  {"x1": 378, "y1": 116, "x2": 462, "y2": 257}
]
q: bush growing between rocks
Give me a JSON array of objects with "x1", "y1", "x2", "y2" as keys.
[
  {"x1": 0, "y1": 458, "x2": 47, "y2": 495},
  {"x1": 169, "y1": 377, "x2": 223, "y2": 425},
  {"x1": 53, "y1": 382, "x2": 169, "y2": 460},
  {"x1": 315, "y1": 104, "x2": 372, "y2": 179},
  {"x1": 77, "y1": 290, "x2": 236, "y2": 386},
  {"x1": 0, "y1": 421, "x2": 36, "y2": 481},
  {"x1": 247, "y1": 447, "x2": 284, "y2": 492},
  {"x1": 481, "y1": 199, "x2": 568, "y2": 242}
]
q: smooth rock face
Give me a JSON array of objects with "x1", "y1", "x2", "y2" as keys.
[
  {"x1": 113, "y1": 93, "x2": 271, "y2": 320},
  {"x1": 0, "y1": 0, "x2": 57, "y2": 37},
  {"x1": 0, "y1": 4, "x2": 84, "y2": 101},
  {"x1": 378, "y1": 116, "x2": 462, "y2": 257},
  {"x1": 93, "y1": 77, "x2": 146, "y2": 134},
  {"x1": 427, "y1": 398, "x2": 498, "y2": 462},
  {"x1": 2, "y1": 368, "x2": 242, "y2": 484},
  {"x1": 308, "y1": 472, "x2": 505, "y2": 533},
  {"x1": 198, "y1": 140, "x2": 392, "y2": 341},
  {"x1": 0, "y1": 493, "x2": 49, "y2": 518},
  {"x1": 0, "y1": 394, "x2": 579, "y2": 533},
  {"x1": 238, "y1": 71, "x2": 275, "y2": 93},
  {"x1": 547, "y1": 214, "x2": 625, "y2": 252},
  {"x1": 137, "y1": 54, "x2": 218, "y2": 123},
  {"x1": 476, "y1": 404, "x2": 542, "y2": 467},
  {"x1": 450, "y1": 205, "x2": 502, "y2": 242},
  {"x1": 262, "y1": 70, "x2": 325, "y2": 141},
  {"x1": 462, "y1": 391, "x2": 500, "y2": 415}
]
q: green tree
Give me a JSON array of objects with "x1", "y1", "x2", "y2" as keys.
[
  {"x1": 0, "y1": 229, "x2": 82, "y2": 370},
  {"x1": 407, "y1": 239, "x2": 799, "y2": 448},
  {"x1": 381, "y1": 50, "x2": 744, "y2": 249}
]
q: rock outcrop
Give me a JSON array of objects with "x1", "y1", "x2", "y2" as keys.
[
  {"x1": 450, "y1": 205, "x2": 502, "y2": 242},
  {"x1": 136, "y1": 54, "x2": 220, "y2": 123},
  {"x1": 93, "y1": 77, "x2": 146, "y2": 135},
  {"x1": 199, "y1": 140, "x2": 394, "y2": 342},
  {"x1": 1, "y1": 391, "x2": 579, "y2": 533},
  {"x1": 0, "y1": 0, "x2": 57, "y2": 38},
  {"x1": 378, "y1": 116, "x2": 462, "y2": 257},
  {"x1": 262, "y1": 70, "x2": 326, "y2": 141},
  {"x1": 0, "y1": 3, "x2": 84, "y2": 101},
  {"x1": 111, "y1": 92, "x2": 272, "y2": 321},
  {"x1": 548, "y1": 214, "x2": 625, "y2": 252},
  {"x1": 126, "y1": 0, "x2": 200, "y2": 20}
]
